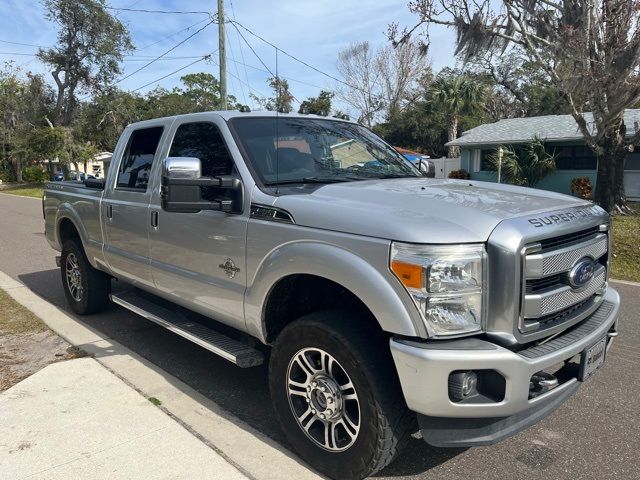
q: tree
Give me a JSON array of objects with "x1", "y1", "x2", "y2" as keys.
[
  {"x1": 298, "y1": 90, "x2": 334, "y2": 115},
  {"x1": 375, "y1": 40, "x2": 429, "y2": 120},
  {"x1": 180, "y1": 73, "x2": 236, "y2": 111},
  {"x1": 427, "y1": 72, "x2": 486, "y2": 158},
  {"x1": 0, "y1": 63, "x2": 55, "y2": 181},
  {"x1": 37, "y1": 0, "x2": 133, "y2": 126},
  {"x1": 251, "y1": 77, "x2": 294, "y2": 113},
  {"x1": 485, "y1": 137, "x2": 557, "y2": 187},
  {"x1": 393, "y1": 0, "x2": 640, "y2": 213},
  {"x1": 336, "y1": 41, "x2": 384, "y2": 127}
]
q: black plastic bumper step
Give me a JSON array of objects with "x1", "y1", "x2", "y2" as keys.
[{"x1": 110, "y1": 290, "x2": 264, "y2": 368}]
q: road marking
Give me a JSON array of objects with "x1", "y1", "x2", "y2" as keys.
[{"x1": 0, "y1": 270, "x2": 321, "y2": 480}]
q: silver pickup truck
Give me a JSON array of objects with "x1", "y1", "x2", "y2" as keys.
[{"x1": 44, "y1": 110, "x2": 620, "y2": 480}]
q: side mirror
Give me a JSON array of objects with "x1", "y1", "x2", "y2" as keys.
[
  {"x1": 161, "y1": 157, "x2": 243, "y2": 214},
  {"x1": 417, "y1": 159, "x2": 435, "y2": 178}
]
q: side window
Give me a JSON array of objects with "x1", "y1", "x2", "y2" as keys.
[
  {"x1": 117, "y1": 126, "x2": 164, "y2": 190},
  {"x1": 169, "y1": 122, "x2": 234, "y2": 177}
]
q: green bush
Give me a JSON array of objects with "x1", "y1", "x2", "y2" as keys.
[
  {"x1": 22, "y1": 165, "x2": 50, "y2": 183},
  {"x1": 0, "y1": 169, "x2": 16, "y2": 183},
  {"x1": 448, "y1": 169, "x2": 471, "y2": 179}
]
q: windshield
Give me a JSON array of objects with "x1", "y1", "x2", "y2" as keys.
[{"x1": 229, "y1": 117, "x2": 420, "y2": 185}]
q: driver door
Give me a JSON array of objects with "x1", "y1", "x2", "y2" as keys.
[{"x1": 148, "y1": 118, "x2": 249, "y2": 330}]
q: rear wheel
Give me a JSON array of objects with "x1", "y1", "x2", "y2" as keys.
[
  {"x1": 269, "y1": 310, "x2": 414, "y2": 480},
  {"x1": 61, "y1": 240, "x2": 111, "y2": 314}
]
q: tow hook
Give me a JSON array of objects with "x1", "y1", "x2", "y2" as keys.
[{"x1": 529, "y1": 371, "x2": 559, "y2": 398}]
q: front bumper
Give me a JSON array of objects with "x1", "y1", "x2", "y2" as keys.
[{"x1": 390, "y1": 287, "x2": 620, "y2": 446}]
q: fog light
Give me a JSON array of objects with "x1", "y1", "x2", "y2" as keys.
[{"x1": 448, "y1": 371, "x2": 478, "y2": 402}]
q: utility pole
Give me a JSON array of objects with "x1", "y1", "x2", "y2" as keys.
[{"x1": 217, "y1": 0, "x2": 227, "y2": 110}]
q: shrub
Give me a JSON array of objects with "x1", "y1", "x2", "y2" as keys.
[
  {"x1": 448, "y1": 169, "x2": 471, "y2": 179},
  {"x1": 22, "y1": 165, "x2": 50, "y2": 183},
  {"x1": 0, "y1": 169, "x2": 16, "y2": 183},
  {"x1": 571, "y1": 177, "x2": 593, "y2": 200}
]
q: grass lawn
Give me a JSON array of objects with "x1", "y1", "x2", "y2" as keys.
[
  {"x1": 0, "y1": 288, "x2": 84, "y2": 391},
  {"x1": 1, "y1": 185, "x2": 44, "y2": 198},
  {"x1": 611, "y1": 204, "x2": 640, "y2": 283}
]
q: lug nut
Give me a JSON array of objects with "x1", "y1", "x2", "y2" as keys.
[
  {"x1": 311, "y1": 381, "x2": 317, "y2": 387},
  {"x1": 319, "y1": 413, "x2": 325, "y2": 419},
  {"x1": 311, "y1": 409, "x2": 316, "y2": 414},
  {"x1": 306, "y1": 398, "x2": 310, "y2": 403},
  {"x1": 321, "y1": 387, "x2": 327, "y2": 392},
  {"x1": 327, "y1": 397, "x2": 333, "y2": 404}
]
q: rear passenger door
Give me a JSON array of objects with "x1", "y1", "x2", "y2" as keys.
[
  {"x1": 103, "y1": 124, "x2": 168, "y2": 287},
  {"x1": 148, "y1": 119, "x2": 249, "y2": 330}
]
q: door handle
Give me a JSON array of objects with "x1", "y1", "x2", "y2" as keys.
[
  {"x1": 151, "y1": 210, "x2": 159, "y2": 228},
  {"x1": 106, "y1": 204, "x2": 113, "y2": 219}
]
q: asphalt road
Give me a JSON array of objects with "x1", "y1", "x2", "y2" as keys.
[{"x1": 1, "y1": 192, "x2": 638, "y2": 480}]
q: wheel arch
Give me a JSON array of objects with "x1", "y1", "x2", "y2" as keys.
[
  {"x1": 244, "y1": 241, "x2": 425, "y2": 344},
  {"x1": 55, "y1": 206, "x2": 102, "y2": 270}
]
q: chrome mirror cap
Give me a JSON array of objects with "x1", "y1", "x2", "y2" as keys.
[{"x1": 163, "y1": 157, "x2": 201, "y2": 179}]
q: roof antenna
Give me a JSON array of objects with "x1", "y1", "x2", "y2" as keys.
[{"x1": 275, "y1": 46, "x2": 280, "y2": 195}]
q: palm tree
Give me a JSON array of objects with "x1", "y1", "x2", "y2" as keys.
[
  {"x1": 428, "y1": 75, "x2": 485, "y2": 158},
  {"x1": 487, "y1": 137, "x2": 557, "y2": 187}
]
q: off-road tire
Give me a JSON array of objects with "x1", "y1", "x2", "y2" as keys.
[
  {"x1": 269, "y1": 310, "x2": 414, "y2": 480},
  {"x1": 60, "y1": 239, "x2": 111, "y2": 315}
]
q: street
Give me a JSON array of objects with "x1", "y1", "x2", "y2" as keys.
[{"x1": 0, "y1": 192, "x2": 638, "y2": 480}]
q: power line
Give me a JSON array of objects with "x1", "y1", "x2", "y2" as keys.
[
  {"x1": 135, "y1": 18, "x2": 210, "y2": 52},
  {"x1": 0, "y1": 39, "x2": 46, "y2": 48},
  {"x1": 130, "y1": 54, "x2": 214, "y2": 93},
  {"x1": 230, "y1": 20, "x2": 366, "y2": 95},
  {"x1": 225, "y1": 24, "x2": 246, "y2": 105},
  {"x1": 229, "y1": 0, "x2": 251, "y2": 102},
  {"x1": 0, "y1": 52, "x2": 38, "y2": 56},
  {"x1": 114, "y1": 20, "x2": 215, "y2": 86},
  {"x1": 106, "y1": 7, "x2": 211, "y2": 15},
  {"x1": 229, "y1": 22, "x2": 274, "y2": 78}
]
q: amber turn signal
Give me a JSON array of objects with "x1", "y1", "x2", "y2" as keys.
[{"x1": 391, "y1": 260, "x2": 423, "y2": 289}]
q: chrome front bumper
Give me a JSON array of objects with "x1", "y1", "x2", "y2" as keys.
[{"x1": 391, "y1": 287, "x2": 620, "y2": 420}]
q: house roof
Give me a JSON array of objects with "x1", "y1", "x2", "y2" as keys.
[{"x1": 446, "y1": 109, "x2": 640, "y2": 147}]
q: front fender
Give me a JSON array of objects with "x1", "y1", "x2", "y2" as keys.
[{"x1": 244, "y1": 240, "x2": 426, "y2": 342}]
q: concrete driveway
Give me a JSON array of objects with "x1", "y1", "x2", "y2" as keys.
[{"x1": 0, "y1": 192, "x2": 638, "y2": 479}]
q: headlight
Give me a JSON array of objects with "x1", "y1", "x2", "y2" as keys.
[{"x1": 390, "y1": 243, "x2": 486, "y2": 337}]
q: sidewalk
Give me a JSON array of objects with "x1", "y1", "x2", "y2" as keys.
[{"x1": 0, "y1": 357, "x2": 248, "y2": 480}]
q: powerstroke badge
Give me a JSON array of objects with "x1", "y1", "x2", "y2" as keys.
[{"x1": 219, "y1": 258, "x2": 240, "y2": 278}]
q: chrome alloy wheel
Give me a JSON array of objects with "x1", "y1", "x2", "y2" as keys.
[
  {"x1": 65, "y1": 253, "x2": 83, "y2": 302},
  {"x1": 286, "y1": 348, "x2": 361, "y2": 452}
]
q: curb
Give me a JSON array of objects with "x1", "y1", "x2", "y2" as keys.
[
  {"x1": 610, "y1": 278, "x2": 640, "y2": 287},
  {"x1": 0, "y1": 270, "x2": 321, "y2": 480},
  {"x1": 0, "y1": 191, "x2": 42, "y2": 200}
]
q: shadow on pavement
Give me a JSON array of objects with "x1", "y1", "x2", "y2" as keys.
[{"x1": 18, "y1": 268, "x2": 463, "y2": 478}]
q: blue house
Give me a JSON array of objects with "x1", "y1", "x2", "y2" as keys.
[{"x1": 446, "y1": 110, "x2": 640, "y2": 200}]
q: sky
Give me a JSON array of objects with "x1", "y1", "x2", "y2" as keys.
[{"x1": 0, "y1": 0, "x2": 457, "y2": 116}]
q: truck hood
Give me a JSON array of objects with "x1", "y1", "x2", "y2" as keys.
[{"x1": 272, "y1": 178, "x2": 589, "y2": 243}]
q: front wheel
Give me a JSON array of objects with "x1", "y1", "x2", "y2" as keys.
[
  {"x1": 61, "y1": 240, "x2": 111, "y2": 315},
  {"x1": 269, "y1": 310, "x2": 414, "y2": 480}
]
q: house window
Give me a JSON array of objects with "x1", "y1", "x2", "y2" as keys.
[
  {"x1": 554, "y1": 145, "x2": 597, "y2": 170},
  {"x1": 480, "y1": 149, "x2": 495, "y2": 171}
]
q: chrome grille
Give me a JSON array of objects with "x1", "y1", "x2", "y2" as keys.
[
  {"x1": 520, "y1": 226, "x2": 609, "y2": 335},
  {"x1": 537, "y1": 267, "x2": 605, "y2": 315}
]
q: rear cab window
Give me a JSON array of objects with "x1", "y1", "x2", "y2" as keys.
[{"x1": 116, "y1": 126, "x2": 164, "y2": 191}]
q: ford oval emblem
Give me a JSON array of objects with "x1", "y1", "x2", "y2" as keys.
[{"x1": 569, "y1": 257, "x2": 596, "y2": 288}]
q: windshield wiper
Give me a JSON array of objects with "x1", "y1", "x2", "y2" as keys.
[{"x1": 265, "y1": 176, "x2": 353, "y2": 186}]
